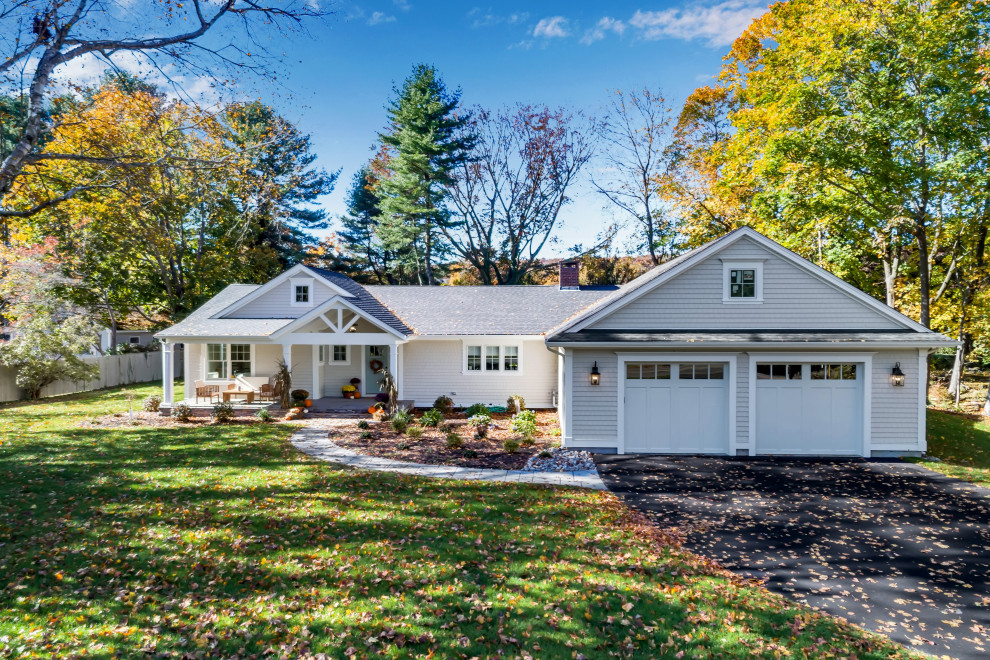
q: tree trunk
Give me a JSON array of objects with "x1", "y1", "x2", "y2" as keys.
[
  {"x1": 948, "y1": 289, "x2": 969, "y2": 405},
  {"x1": 914, "y1": 221, "x2": 931, "y2": 328}
]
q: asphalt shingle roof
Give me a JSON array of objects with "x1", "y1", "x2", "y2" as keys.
[
  {"x1": 304, "y1": 267, "x2": 412, "y2": 335},
  {"x1": 364, "y1": 285, "x2": 617, "y2": 335},
  {"x1": 156, "y1": 285, "x2": 296, "y2": 338}
]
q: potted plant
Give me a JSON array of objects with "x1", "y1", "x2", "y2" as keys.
[{"x1": 341, "y1": 384, "x2": 357, "y2": 399}]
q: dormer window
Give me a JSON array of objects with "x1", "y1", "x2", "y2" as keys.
[
  {"x1": 289, "y1": 277, "x2": 315, "y2": 307},
  {"x1": 722, "y1": 261, "x2": 764, "y2": 303}
]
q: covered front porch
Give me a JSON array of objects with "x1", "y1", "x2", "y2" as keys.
[{"x1": 159, "y1": 297, "x2": 407, "y2": 410}]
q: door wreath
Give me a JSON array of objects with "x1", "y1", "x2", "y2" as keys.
[{"x1": 369, "y1": 359, "x2": 384, "y2": 373}]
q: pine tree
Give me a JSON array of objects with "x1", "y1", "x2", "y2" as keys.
[
  {"x1": 338, "y1": 166, "x2": 393, "y2": 283},
  {"x1": 377, "y1": 64, "x2": 474, "y2": 285}
]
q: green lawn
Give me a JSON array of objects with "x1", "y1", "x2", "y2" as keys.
[
  {"x1": 918, "y1": 409, "x2": 990, "y2": 487},
  {"x1": 0, "y1": 384, "x2": 917, "y2": 659}
]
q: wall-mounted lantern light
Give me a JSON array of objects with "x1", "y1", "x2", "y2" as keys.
[
  {"x1": 590, "y1": 361, "x2": 601, "y2": 386},
  {"x1": 890, "y1": 362, "x2": 905, "y2": 387}
]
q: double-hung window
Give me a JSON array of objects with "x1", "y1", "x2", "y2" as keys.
[
  {"x1": 465, "y1": 344, "x2": 521, "y2": 374},
  {"x1": 205, "y1": 343, "x2": 252, "y2": 379}
]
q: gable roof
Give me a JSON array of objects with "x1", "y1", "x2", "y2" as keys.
[
  {"x1": 364, "y1": 285, "x2": 617, "y2": 335},
  {"x1": 547, "y1": 227, "x2": 939, "y2": 340},
  {"x1": 305, "y1": 267, "x2": 412, "y2": 335}
]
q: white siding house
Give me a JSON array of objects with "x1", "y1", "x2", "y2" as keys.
[{"x1": 157, "y1": 227, "x2": 952, "y2": 457}]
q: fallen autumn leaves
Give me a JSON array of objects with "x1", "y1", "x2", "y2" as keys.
[{"x1": 0, "y1": 384, "x2": 919, "y2": 658}]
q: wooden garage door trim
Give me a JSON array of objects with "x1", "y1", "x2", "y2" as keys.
[
  {"x1": 616, "y1": 353, "x2": 739, "y2": 455},
  {"x1": 747, "y1": 352, "x2": 874, "y2": 457}
]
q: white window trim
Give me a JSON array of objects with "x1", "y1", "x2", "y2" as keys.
[
  {"x1": 722, "y1": 260, "x2": 764, "y2": 303},
  {"x1": 289, "y1": 277, "x2": 315, "y2": 308},
  {"x1": 203, "y1": 343, "x2": 255, "y2": 381},
  {"x1": 330, "y1": 344, "x2": 351, "y2": 365},
  {"x1": 461, "y1": 341, "x2": 523, "y2": 375}
]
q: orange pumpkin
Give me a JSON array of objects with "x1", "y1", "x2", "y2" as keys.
[
  {"x1": 367, "y1": 406, "x2": 378, "y2": 414},
  {"x1": 304, "y1": 399, "x2": 312, "y2": 407}
]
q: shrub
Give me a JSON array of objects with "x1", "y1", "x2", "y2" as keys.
[
  {"x1": 420, "y1": 408, "x2": 444, "y2": 427},
  {"x1": 290, "y1": 389, "x2": 310, "y2": 401},
  {"x1": 142, "y1": 395, "x2": 162, "y2": 413},
  {"x1": 506, "y1": 394, "x2": 526, "y2": 414},
  {"x1": 468, "y1": 414, "x2": 492, "y2": 439},
  {"x1": 465, "y1": 403, "x2": 491, "y2": 418},
  {"x1": 445, "y1": 431, "x2": 464, "y2": 449},
  {"x1": 212, "y1": 401, "x2": 235, "y2": 423},
  {"x1": 397, "y1": 441, "x2": 411, "y2": 450},
  {"x1": 359, "y1": 430, "x2": 372, "y2": 440},
  {"x1": 407, "y1": 425, "x2": 424, "y2": 439},
  {"x1": 539, "y1": 449, "x2": 552, "y2": 458},
  {"x1": 433, "y1": 395, "x2": 454, "y2": 415},
  {"x1": 390, "y1": 409, "x2": 412, "y2": 434},
  {"x1": 256, "y1": 408, "x2": 274, "y2": 423},
  {"x1": 502, "y1": 437, "x2": 521, "y2": 454},
  {"x1": 463, "y1": 449, "x2": 478, "y2": 458},
  {"x1": 511, "y1": 409, "x2": 538, "y2": 441},
  {"x1": 170, "y1": 402, "x2": 192, "y2": 422},
  {"x1": 357, "y1": 420, "x2": 370, "y2": 430}
]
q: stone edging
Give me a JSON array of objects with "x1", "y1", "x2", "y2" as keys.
[{"x1": 289, "y1": 426, "x2": 606, "y2": 490}]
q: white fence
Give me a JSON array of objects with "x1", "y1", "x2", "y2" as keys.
[{"x1": 0, "y1": 350, "x2": 183, "y2": 403}]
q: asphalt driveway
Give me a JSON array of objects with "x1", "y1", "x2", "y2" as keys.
[{"x1": 595, "y1": 455, "x2": 990, "y2": 659}]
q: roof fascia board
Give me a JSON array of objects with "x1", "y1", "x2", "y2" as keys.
[
  {"x1": 214, "y1": 264, "x2": 354, "y2": 319},
  {"x1": 270, "y1": 297, "x2": 406, "y2": 339},
  {"x1": 545, "y1": 339, "x2": 958, "y2": 349}
]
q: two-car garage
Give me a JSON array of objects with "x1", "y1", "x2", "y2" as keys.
[{"x1": 620, "y1": 355, "x2": 867, "y2": 456}]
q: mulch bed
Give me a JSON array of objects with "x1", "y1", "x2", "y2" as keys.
[
  {"x1": 79, "y1": 410, "x2": 266, "y2": 429},
  {"x1": 331, "y1": 410, "x2": 561, "y2": 470}
]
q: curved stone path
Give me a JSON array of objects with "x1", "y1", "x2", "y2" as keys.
[{"x1": 290, "y1": 424, "x2": 606, "y2": 490}]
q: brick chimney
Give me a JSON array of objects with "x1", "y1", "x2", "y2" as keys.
[{"x1": 559, "y1": 260, "x2": 580, "y2": 290}]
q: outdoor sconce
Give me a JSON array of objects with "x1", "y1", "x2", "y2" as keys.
[
  {"x1": 590, "y1": 361, "x2": 601, "y2": 386},
  {"x1": 890, "y1": 363, "x2": 905, "y2": 387}
]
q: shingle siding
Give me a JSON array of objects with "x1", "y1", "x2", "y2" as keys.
[
  {"x1": 590, "y1": 237, "x2": 904, "y2": 331},
  {"x1": 871, "y1": 349, "x2": 923, "y2": 449},
  {"x1": 569, "y1": 349, "x2": 619, "y2": 448},
  {"x1": 400, "y1": 339, "x2": 558, "y2": 408}
]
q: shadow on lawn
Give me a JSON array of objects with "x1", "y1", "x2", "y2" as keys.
[{"x1": 0, "y1": 416, "x2": 910, "y2": 659}]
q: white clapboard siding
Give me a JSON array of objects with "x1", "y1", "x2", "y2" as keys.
[
  {"x1": 225, "y1": 281, "x2": 337, "y2": 319},
  {"x1": 0, "y1": 350, "x2": 183, "y2": 403},
  {"x1": 591, "y1": 237, "x2": 905, "y2": 330},
  {"x1": 400, "y1": 339, "x2": 557, "y2": 408}
]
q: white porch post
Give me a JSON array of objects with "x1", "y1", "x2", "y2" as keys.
[
  {"x1": 312, "y1": 347, "x2": 320, "y2": 399},
  {"x1": 389, "y1": 342, "x2": 398, "y2": 399},
  {"x1": 161, "y1": 340, "x2": 175, "y2": 406},
  {"x1": 282, "y1": 343, "x2": 292, "y2": 372}
]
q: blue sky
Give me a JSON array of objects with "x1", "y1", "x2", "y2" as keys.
[{"x1": 262, "y1": 0, "x2": 770, "y2": 254}]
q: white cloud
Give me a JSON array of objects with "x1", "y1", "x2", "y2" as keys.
[
  {"x1": 468, "y1": 8, "x2": 529, "y2": 29},
  {"x1": 368, "y1": 11, "x2": 396, "y2": 25},
  {"x1": 393, "y1": 0, "x2": 411, "y2": 11},
  {"x1": 532, "y1": 16, "x2": 570, "y2": 39},
  {"x1": 580, "y1": 16, "x2": 626, "y2": 45},
  {"x1": 629, "y1": 1, "x2": 767, "y2": 47}
]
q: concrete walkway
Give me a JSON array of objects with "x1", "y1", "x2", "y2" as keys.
[{"x1": 290, "y1": 425, "x2": 606, "y2": 490}]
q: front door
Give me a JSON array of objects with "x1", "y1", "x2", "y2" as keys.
[{"x1": 365, "y1": 345, "x2": 389, "y2": 397}]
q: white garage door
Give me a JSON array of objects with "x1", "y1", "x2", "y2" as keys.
[
  {"x1": 755, "y1": 363, "x2": 863, "y2": 455},
  {"x1": 624, "y1": 362, "x2": 729, "y2": 453}
]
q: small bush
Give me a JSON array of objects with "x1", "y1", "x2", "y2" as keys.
[
  {"x1": 446, "y1": 431, "x2": 464, "y2": 449},
  {"x1": 550, "y1": 428, "x2": 561, "y2": 436},
  {"x1": 357, "y1": 420, "x2": 370, "y2": 429},
  {"x1": 420, "y1": 408, "x2": 444, "y2": 427},
  {"x1": 142, "y1": 395, "x2": 162, "y2": 413},
  {"x1": 463, "y1": 449, "x2": 478, "y2": 458},
  {"x1": 170, "y1": 402, "x2": 192, "y2": 422},
  {"x1": 397, "y1": 441, "x2": 411, "y2": 450},
  {"x1": 256, "y1": 408, "x2": 274, "y2": 422},
  {"x1": 511, "y1": 409, "x2": 538, "y2": 441},
  {"x1": 539, "y1": 449, "x2": 552, "y2": 458},
  {"x1": 212, "y1": 401, "x2": 235, "y2": 423},
  {"x1": 390, "y1": 409, "x2": 412, "y2": 434},
  {"x1": 506, "y1": 394, "x2": 526, "y2": 414},
  {"x1": 469, "y1": 413, "x2": 491, "y2": 439},
  {"x1": 433, "y1": 395, "x2": 454, "y2": 415},
  {"x1": 465, "y1": 403, "x2": 491, "y2": 418},
  {"x1": 502, "y1": 437, "x2": 521, "y2": 454},
  {"x1": 359, "y1": 430, "x2": 372, "y2": 440},
  {"x1": 407, "y1": 425, "x2": 424, "y2": 439}
]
